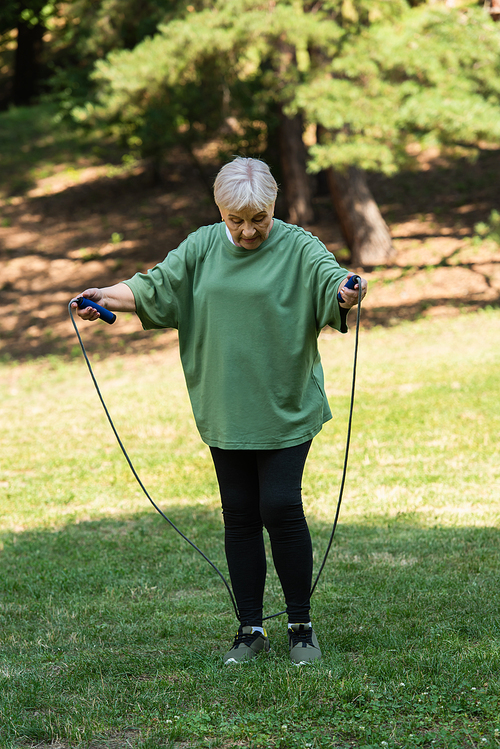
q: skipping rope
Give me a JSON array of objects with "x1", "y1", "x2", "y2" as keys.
[{"x1": 68, "y1": 278, "x2": 362, "y2": 623}]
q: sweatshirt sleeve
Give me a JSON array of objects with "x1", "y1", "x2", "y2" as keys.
[
  {"x1": 305, "y1": 237, "x2": 349, "y2": 333},
  {"x1": 122, "y1": 236, "x2": 195, "y2": 330}
]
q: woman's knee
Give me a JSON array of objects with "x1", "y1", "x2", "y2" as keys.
[
  {"x1": 260, "y1": 496, "x2": 306, "y2": 532},
  {"x1": 222, "y1": 506, "x2": 263, "y2": 535}
]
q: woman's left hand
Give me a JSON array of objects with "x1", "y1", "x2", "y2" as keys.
[{"x1": 338, "y1": 274, "x2": 368, "y2": 308}]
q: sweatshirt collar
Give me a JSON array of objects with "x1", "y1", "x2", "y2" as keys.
[{"x1": 221, "y1": 219, "x2": 279, "y2": 257}]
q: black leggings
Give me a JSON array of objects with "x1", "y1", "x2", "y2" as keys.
[{"x1": 210, "y1": 440, "x2": 313, "y2": 627}]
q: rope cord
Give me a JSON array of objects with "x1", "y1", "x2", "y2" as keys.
[
  {"x1": 263, "y1": 280, "x2": 362, "y2": 620},
  {"x1": 69, "y1": 282, "x2": 361, "y2": 623},
  {"x1": 310, "y1": 283, "x2": 362, "y2": 598},
  {"x1": 69, "y1": 303, "x2": 240, "y2": 620}
]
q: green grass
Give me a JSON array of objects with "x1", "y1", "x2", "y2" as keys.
[{"x1": 1, "y1": 310, "x2": 500, "y2": 748}]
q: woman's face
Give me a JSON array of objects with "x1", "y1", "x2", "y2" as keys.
[{"x1": 219, "y1": 204, "x2": 275, "y2": 250}]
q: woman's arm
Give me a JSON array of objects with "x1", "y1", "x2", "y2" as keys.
[{"x1": 70, "y1": 283, "x2": 136, "y2": 321}]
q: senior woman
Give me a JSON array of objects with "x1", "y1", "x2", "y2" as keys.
[{"x1": 72, "y1": 156, "x2": 367, "y2": 666}]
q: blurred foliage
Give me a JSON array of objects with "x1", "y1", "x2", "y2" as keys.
[
  {"x1": 0, "y1": 0, "x2": 58, "y2": 30},
  {"x1": 75, "y1": 0, "x2": 347, "y2": 156},
  {"x1": 0, "y1": 0, "x2": 60, "y2": 104},
  {"x1": 474, "y1": 209, "x2": 500, "y2": 245},
  {"x1": 0, "y1": 0, "x2": 195, "y2": 110},
  {"x1": 69, "y1": 0, "x2": 500, "y2": 170},
  {"x1": 45, "y1": 0, "x2": 195, "y2": 114},
  {"x1": 302, "y1": 4, "x2": 500, "y2": 172},
  {"x1": 1, "y1": 0, "x2": 500, "y2": 175}
]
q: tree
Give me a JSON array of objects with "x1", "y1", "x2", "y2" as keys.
[
  {"x1": 278, "y1": 110, "x2": 314, "y2": 225},
  {"x1": 296, "y1": 3, "x2": 500, "y2": 263},
  {"x1": 77, "y1": 0, "x2": 500, "y2": 265},
  {"x1": 298, "y1": 4, "x2": 500, "y2": 174},
  {"x1": 0, "y1": 0, "x2": 190, "y2": 109},
  {"x1": 308, "y1": 0, "x2": 500, "y2": 265},
  {"x1": 0, "y1": 0, "x2": 56, "y2": 105},
  {"x1": 78, "y1": 0, "x2": 372, "y2": 224},
  {"x1": 326, "y1": 166, "x2": 394, "y2": 266},
  {"x1": 486, "y1": 0, "x2": 500, "y2": 22}
]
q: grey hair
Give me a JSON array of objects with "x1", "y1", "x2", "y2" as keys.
[{"x1": 213, "y1": 157, "x2": 278, "y2": 212}]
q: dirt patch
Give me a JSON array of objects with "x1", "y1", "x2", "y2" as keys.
[{"x1": 1, "y1": 147, "x2": 499, "y2": 361}]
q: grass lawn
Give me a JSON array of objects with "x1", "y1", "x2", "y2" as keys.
[{"x1": 0, "y1": 308, "x2": 499, "y2": 748}]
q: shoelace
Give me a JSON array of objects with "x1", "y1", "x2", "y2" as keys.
[
  {"x1": 289, "y1": 627, "x2": 313, "y2": 647},
  {"x1": 233, "y1": 629, "x2": 260, "y2": 647}
]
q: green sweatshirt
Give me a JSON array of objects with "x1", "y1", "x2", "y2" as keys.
[{"x1": 123, "y1": 218, "x2": 349, "y2": 449}]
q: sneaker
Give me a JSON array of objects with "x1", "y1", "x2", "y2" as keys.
[
  {"x1": 223, "y1": 626, "x2": 270, "y2": 665},
  {"x1": 288, "y1": 623, "x2": 322, "y2": 665}
]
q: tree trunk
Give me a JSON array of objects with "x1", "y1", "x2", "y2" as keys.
[
  {"x1": 488, "y1": 0, "x2": 500, "y2": 21},
  {"x1": 12, "y1": 17, "x2": 44, "y2": 105},
  {"x1": 278, "y1": 110, "x2": 314, "y2": 225},
  {"x1": 326, "y1": 166, "x2": 395, "y2": 267}
]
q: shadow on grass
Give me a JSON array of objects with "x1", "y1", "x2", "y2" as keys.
[
  {"x1": 1, "y1": 509, "x2": 499, "y2": 647},
  {"x1": 1, "y1": 509, "x2": 500, "y2": 748},
  {"x1": 368, "y1": 147, "x2": 500, "y2": 219}
]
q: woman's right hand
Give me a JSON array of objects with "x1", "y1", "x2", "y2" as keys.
[{"x1": 70, "y1": 288, "x2": 104, "y2": 321}]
